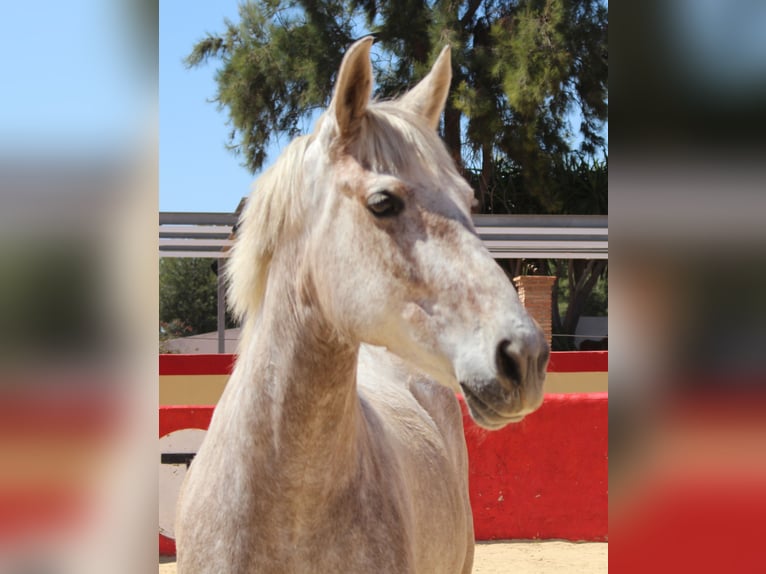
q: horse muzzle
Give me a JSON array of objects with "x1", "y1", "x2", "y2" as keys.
[{"x1": 459, "y1": 337, "x2": 549, "y2": 430}]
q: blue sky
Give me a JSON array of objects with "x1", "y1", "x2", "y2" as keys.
[
  {"x1": 2, "y1": 0, "x2": 607, "y2": 215},
  {"x1": 160, "y1": 1, "x2": 268, "y2": 213},
  {"x1": 158, "y1": 1, "x2": 606, "y2": 214},
  {"x1": 0, "y1": 0, "x2": 148, "y2": 158},
  {"x1": 1, "y1": 0, "x2": 250, "y2": 213}
]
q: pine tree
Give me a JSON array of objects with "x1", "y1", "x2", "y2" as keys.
[{"x1": 185, "y1": 0, "x2": 607, "y2": 214}]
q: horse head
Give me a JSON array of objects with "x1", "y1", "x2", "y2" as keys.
[{"x1": 231, "y1": 38, "x2": 549, "y2": 429}]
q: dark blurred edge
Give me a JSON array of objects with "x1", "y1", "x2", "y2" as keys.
[{"x1": 611, "y1": 2, "x2": 766, "y2": 572}]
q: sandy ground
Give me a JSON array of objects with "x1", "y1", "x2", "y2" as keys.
[
  {"x1": 470, "y1": 541, "x2": 607, "y2": 573},
  {"x1": 159, "y1": 540, "x2": 607, "y2": 573}
]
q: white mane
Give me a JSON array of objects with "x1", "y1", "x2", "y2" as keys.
[{"x1": 225, "y1": 134, "x2": 312, "y2": 322}]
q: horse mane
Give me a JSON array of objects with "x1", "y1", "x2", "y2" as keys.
[
  {"x1": 226, "y1": 134, "x2": 312, "y2": 323},
  {"x1": 227, "y1": 101, "x2": 470, "y2": 330}
]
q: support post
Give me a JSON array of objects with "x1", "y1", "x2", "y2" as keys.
[{"x1": 217, "y1": 259, "x2": 225, "y2": 354}]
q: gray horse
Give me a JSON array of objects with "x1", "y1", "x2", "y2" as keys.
[{"x1": 176, "y1": 38, "x2": 548, "y2": 573}]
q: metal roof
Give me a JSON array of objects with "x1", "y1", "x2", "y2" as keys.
[{"x1": 160, "y1": 212, "x2": 607, "y2": 260}]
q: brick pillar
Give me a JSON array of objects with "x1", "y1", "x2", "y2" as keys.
[{"x1": 513, "y1": 275, "x2": 557, "y2": 346}]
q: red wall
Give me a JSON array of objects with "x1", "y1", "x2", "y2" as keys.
[
  {"x1": 159, "y1": 352, "x2": 607, "y2": 554},
  {"x1": 160, "y1": 350, "x2": 607, "y2": 376},
  {"x1": 463, "y1": 393, "x2": 607, "y2": 541}
]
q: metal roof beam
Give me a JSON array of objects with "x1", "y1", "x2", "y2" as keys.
[{"x1": 158, "y1": 212, "x2": 609, "y2": 260}]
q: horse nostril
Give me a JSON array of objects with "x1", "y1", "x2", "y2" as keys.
[{"x1": 496, "y1": 339, "x2": 521, "y2": 387}]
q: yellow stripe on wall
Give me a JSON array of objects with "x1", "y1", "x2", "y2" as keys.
[
  {"x1": 160, "y1": 371, "x2": 607, "y2": 406},
  {"x1": 543, "y1": 372, "x2": 608, "y2": 394},
  {"x1": 160, "y1": 375, "x2": 230, "y2": 406}
]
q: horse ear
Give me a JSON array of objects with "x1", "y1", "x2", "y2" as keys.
[
  {"x1": 331, "y1": 37, "x2": 374, "y2": 142},
  {"x1": 398, "y1": 45, "x2": 452, "y2": 130}
]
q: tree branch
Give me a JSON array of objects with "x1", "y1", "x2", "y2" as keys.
[{"x1": 461, "y1": 0, "x2": 484, "y2": 26}]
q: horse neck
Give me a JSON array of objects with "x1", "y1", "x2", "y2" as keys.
[{"x1": 233, "y1": 255, "x2": 361, "y2": 489}]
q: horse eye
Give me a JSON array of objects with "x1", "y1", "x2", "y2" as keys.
[{"x1": 366, "y1": 191, "x2": 404, "y2": 217}]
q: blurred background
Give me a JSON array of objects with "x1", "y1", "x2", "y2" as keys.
[
  {"x1": 1, "y1": 0, "x2": 765, "y2": 572},
  {"x1": 0, "y1": 1, "x2": 157, "y2": 573},
  {"x1": 610, "y1": 1, "x2": 766, "y2": 571}
]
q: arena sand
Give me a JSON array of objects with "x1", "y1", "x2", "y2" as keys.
[{"x1": 159, "y1": 540, "x2": 608, "y2": 573}]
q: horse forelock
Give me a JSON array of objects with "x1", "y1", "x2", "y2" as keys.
[{"x1": 350, "y1": 104, "x2": 462, "y2": 187}]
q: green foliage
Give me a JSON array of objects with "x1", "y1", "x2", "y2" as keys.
[
  {"x1": 186, "y1": 0, "x2": 608, "y2": 215},
  {"x1": 582, "y1": 269, "x2": 608, "y2": 317},
  {"x1": 550, "y1": 258, "x2": 607, "y2": 349},
  {"x1": 159, "y1": 258, "x2": 233, "y2": 337},
  {"x1": 465, "y1": 152, "x2": 607, "y2": 214},
  {"x1": 185, "y1": 1, "x2": 359, "y2": 171},
  {"x1": 555, "y1": 264, "x2": 607, "y2": 317}
]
